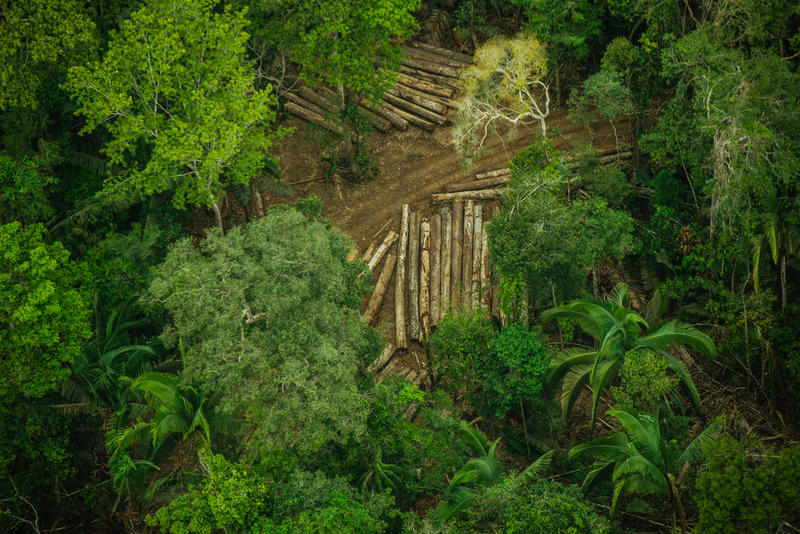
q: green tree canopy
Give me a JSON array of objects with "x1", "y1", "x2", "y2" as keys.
[
  {"x1": 0, "y1": 222, "x2": 90, "y2": 402},
  {"x1": 66, "y1": 0, "x2": 282, "y2": 231},
  {"x1": 145, "y1": 205, "x2": 380, "y2": 453},
  {"x1": 0, "y1": 0, "x2": 96, "y2": 110}
]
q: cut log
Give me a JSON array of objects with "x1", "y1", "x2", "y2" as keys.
[
  {"x1": 360, "y1": 241, "x2": 377, "y2": 263},
  {"x1": 451, "y1": 199, "x2": 463, "y2": 309},
  {"x1": 446, "y1": 175, "x2": 510, "y2": 193},
  {"x1": 481, "y1": 228, "x2": 491, "y2": 309},
  {"x1": 396, "y1": 73, "x2": 455, "y2": 98},
  {"x1": 475, "y1": 168, "x2": 510, "y2": 180},
  {"x1": 296, "y1": 86, "x2": 339, "y2": 114},
  {"x1": 430, "y1": 214, "x2": 442, "y2": 327},
  {"x1": 471, "y1": 204, "x2": 483, "y2": 309},
  {"x1": 440, "y1": 207, "x2": 452, "y2": 320},
  {"x1": 401, "y1": 56, "x2": 461, "y2": 78},
  {"x1": 285, "y1": 92, "x2": 329, "y2": 118},
  {"x1": 362, "y1": 253, "x2": 397, "y2": 325},
  {"x1": 408, "y1": 212, "x2": 421, "y2": 341},
  {"x1": 285, "y1": 102, "x2": 339, "y2": 133},
  {"x1": 367, "y1": 344, "x2": 395, "y2": 373},
  {"x1": 400, "y1": 65, "x2": 461, "y2": 90},
  {"x1": 462, "y1": 200, "x2": 474, "y2": 311},
  {"x1": 401, "y1": 45, "x2": 470, "y2": 69},
  {"x1": 368, "y1": 230, "x2": 399, "y2": 271},
  {"x1": 432, "y1": 189, "x2": 505, "y2": 203},
  {"x1": 361, "y1": 99, "x2": 410, "y2": 131},
  {"x1": 376, "y1": 359, "x2": 403, "y2": 383},
  {"x1": 395, "y1": 205, "x2": 410, "y2": 349},
  {"x1": 382, "y1": 92, "x2": 446, "y2": 125},
  {"x1": 388, "y1": 84, "x2": 447, "y2": 114},
  {"x1": 409, "y1": 41, "x2": 474, "y2": 64},
  {"x1": 358, "y1": 105, "x2": 392, "y2": 133},
  {"x1": 381, "y1": 100, "x2": 435, "y2": 131},
  {"x1": 419, "y1": 219, "x2": 431, "y2": 339}
]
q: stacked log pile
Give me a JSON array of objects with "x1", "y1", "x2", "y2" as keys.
[{"x1": 284, "y1": 41, "x2": 469, "y2": 133}]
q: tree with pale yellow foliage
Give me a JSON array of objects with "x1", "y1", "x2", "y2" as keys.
[{"x1": 454, "y1": 36, "x2": 551, "y2": 163}]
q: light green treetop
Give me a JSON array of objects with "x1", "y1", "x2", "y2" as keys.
[
  {"x1": 0, "y1": 222, "x2": 90, "y2": 403},
  {"x1": 259, "y1": 0, "x2": 420, "y2": 102},
  {"x1": 66, "y1": 0, "x2": 282, "y2": 231},
  {"x1": 145, "y1": 206, "x2": 380, "y2": 453},
  {"x1": 454, "y1": 35, "x2": 551, "y2": 163}
]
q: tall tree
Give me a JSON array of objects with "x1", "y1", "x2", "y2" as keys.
[
  {"x1": 66, "y1": 0, "x2": 281, "y2": 232},
  {"x1": 145, "y1": 205, "x2": 381, "y2": 453},
  {"x1": 258, "y1": 0, "x2": 419, "y2": 177}
]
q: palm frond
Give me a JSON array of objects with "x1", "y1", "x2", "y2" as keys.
[
  {"x1": 546, "y1": 348, "x2": 597, "y2": 389},
  {"x1": 130, "y1": 373, "x2": 185, "y2": 414},
  {"x1": 569, "y1": 433, "x2": 630, "y2": 462},
  {"x1": 520, "y1": 450, "x2": 553, "y2": 481},
  {"x1": 561, "y1": 363, "x2": 592, "y2": 421},
  {"x1": 635, "y1": 320, "x2": 716, "y2": 358},
  {"x1": 661, "y1": 350, "x2": 702, "y2": 411},
  {"x1": 676, "y1": 418, "x2": 723, "y2": 468},
  {"x1": 607, "y1": 408, "x2": 665, "y2": 471},
  {"x1": 458, "y1": 421, "x2": 492, "y2": 456},
  {"x1": 608, "y1": 283, "x2": 630, "y2": 308},
  {"x1": 589, "y1": 357, "x2": 623, "y2": 430}
]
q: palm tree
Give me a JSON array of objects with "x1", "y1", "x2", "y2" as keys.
[
  {"x1": 541, "y1": 284, "x2": 715, "y2": 429},
  {"x1": 569, "y1": 406, "x2": 721, "y2": 528},
  {"x1": 434, "y1": 422, "x2": 553, "y2": 523},
  {"x1": 60, "y1": 296, "x2": 164, "y2": 409},
  {"x1": 752, "y1": 195, "x2": 798, "y2": 311}
]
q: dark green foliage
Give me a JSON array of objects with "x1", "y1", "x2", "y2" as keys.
[
  {"x1": 611, "y1": 348, "x2": 677, "y2": 412},
  {"x1": 0, "y1": 154, "x2": 56, "y2": 225},
  {"x1": 489, "y1": 148, "x2": 636, "y2": 310},
  {"x1": 486, "y1": 324, "x2": 550, "y2": 418},
  {"x1": 465, "y1": 478, "x2": 611, "y2": 533},
  {"x1": 0, "y1": 222, "x2": 91, "y2": 402},
  {"x1": 148, "y1": 455, "x2": 394, "y2": 533},
  {"x1": 695, "y1": 436, "x2": 800, "y2": 534}
]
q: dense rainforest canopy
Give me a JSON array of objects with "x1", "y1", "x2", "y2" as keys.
[{"x1": 1, "y1": 1, "x2": 799, "y2": 532}]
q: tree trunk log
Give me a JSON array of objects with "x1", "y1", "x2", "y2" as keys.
[
  {"x1": 401, "y1": 56, "x2": 461, "y2": 78},
  {"x1": 462, "y1": 200, "x2": 474, "y2": 311},
  {"x1": 285, "y1": 91, "x2": 329, "y2": 117},
  {"x1": 361, "y1": 99, "x2": 410, "y2": 131},
  {"x1": 395, "y1": 205, "x2": 409, "y2": 348},
  {"x1": 446, "y1": 176, "x2": 510, "y2": 193},
  {"x1": 451, "y1": 200, "x2": 463, "y2": 309},
  {"x1": 297, "y1": 86, "x2": 339, "y2": 113},
  {"x1": 419, "y1": 219, "x2": 431, "y2": 339},
  {"x1": 475, "y1": 168, "x2": 510, "y2": 180},
  {"x1": 430, "y1": 214, "x2": 442, "y2": 326},
  {"x1": 401, "y1": 45, "x2": 470, "y2": 69},
  {"x1": 409, "y1": 41, "x2": 474, "y2": 64},
  {"x1": 471, "y1": 204, "x2": 483, "y2": 309},
  {"x1": 381, "y1": 100, "x2": 435, "y2": 131},
  {"x1": 400, "y1": 65, "x2": 461, "y2": 90},
  {"x1": 481, "y1": 227, "x2": 491, "y2": 309},
  {"x1": 382, "y1": 93, "x2": 446, "y2": 125},
  {"x1": 367, "y1": 344, "x2": 395, "y2": 373},
  {"x1": 368, "y1": 230, "x2": 398, "y2": 271},
  {"x1": 433, "y1": 189, "x2": 504, "y2": 203},
  {"x1": 376, "y1": 359, "x2": 403, "y2": 383},
  {"x1": 388, "y1": 84, "x2": 447, "y2": 114},
  {"x1": 440, "y1": 207, "x2": 452, "y2": 320},
  {"x1": 358, "y1": 105, "x2": 392, "y2": 133},
  {"x1": 408, "y1": 212, "x2": 421, "y2": 341},
  {"x1": 362, "y1": 253, "x2": 397, "y2": 325},
  {"x1": 360, "y1": 241, "x2": 377, "y2": 263},
  {"x1": 396, "y1": 73, "x2": 455, "y2": 98},
  {"x1": 285, "y1": 102, "x2": 340, "y2": 133}
]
